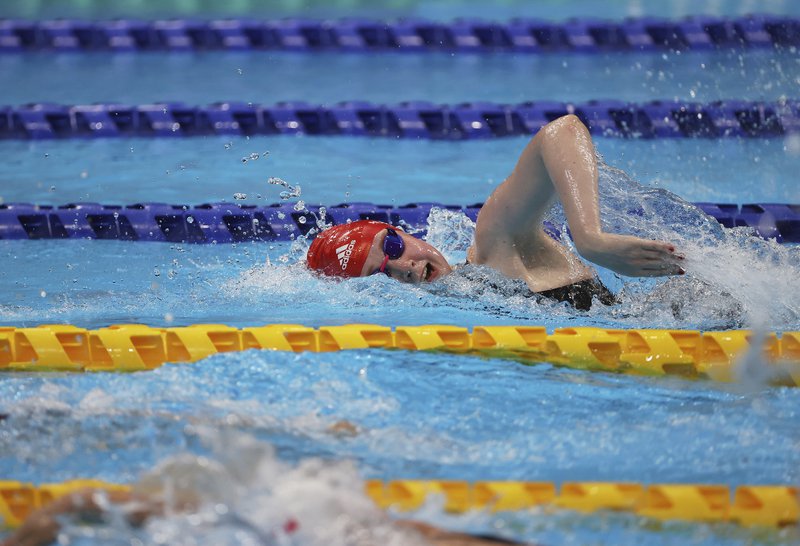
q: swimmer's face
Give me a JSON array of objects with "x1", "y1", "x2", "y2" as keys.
[{"x1": 360, "y1": 228, "x2": 452, "y2": 283}]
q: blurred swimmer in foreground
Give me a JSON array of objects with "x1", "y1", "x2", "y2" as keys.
[
  {"x1": 2, "y1": 432, "x2": 534, "y2": 546},
  {"x1": 307, "y1": 115, "x2": 685, "y2": 310},
  {"x1": 2, "y1": 493, "x2": 530, "y2": 546}
]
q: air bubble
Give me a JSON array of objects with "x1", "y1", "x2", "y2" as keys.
[
  {"x1": 233, "y1": 193, "x2": 247, "y2": 200},
  {"x1": 40, "y1": 290, "x2": 46, "y2": 298},
  {"x1": 293, "y1": 200, "x2": 305, "y2": 211},
  {"x1": 298, "y1": 216, "x2": 307, "y2": 224},
  {"x1": 187, "y1": 216, "x2": 194, "y2": 224}
]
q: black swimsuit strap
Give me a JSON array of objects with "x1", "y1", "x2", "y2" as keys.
[{"x1": 537, "y1": 277, "x2": 618, "y2": 311}]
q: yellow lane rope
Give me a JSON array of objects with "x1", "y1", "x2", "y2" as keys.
[
  {"x1": 0, "y1": 479, "x2": 796, "y2": 529},
  {"x1": 0, "y1": 324, "x2": 798, "y2": 384}
]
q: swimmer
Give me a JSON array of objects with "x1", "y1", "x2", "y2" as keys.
[
  {"x1": 307, "y1": 115, "x2": 684, "y2": 310},
  {"x1": 1, "y1": 487, "x2": 533, "y2": 546}
]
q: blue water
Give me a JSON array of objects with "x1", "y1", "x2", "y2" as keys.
[
  {"x1": 1, "y1": 352, "x2": 798, "y2": 545},
  {"x1": 1, "y1": 137, "x2": 798, "y2": 206},
  {"x1": 2, "y1": 2, "x2": 800, "y2": 545},
  {"x1": 2, "y1": 50, "x2": 799, "y2": 106},
  {"x1": 3, "y1": 0, "x2": 800, "y2": 21}
]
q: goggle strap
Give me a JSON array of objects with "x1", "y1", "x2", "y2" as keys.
[{"x1": 377, "y1": 253, "x2": 390, "y2": 274}]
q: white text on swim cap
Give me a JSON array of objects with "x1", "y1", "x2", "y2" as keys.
[{"x1": 336, "y1": 240, "x2": 356, "y2": 270}]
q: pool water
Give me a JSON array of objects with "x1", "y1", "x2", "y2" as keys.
[
  {"x1": 4, "y1": 0, "x2": 800, "y2": 21},
  {"x1": 1, "y1": 2, "x2": 800, "y2": 545}
]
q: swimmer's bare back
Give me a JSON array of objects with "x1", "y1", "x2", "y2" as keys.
[{"x1": 468, "y1": 115, "x2": 684, "y2": 293}]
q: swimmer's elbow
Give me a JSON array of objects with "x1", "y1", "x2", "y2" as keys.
[{"x1": 544, "y1": 114, "x2": 588, "y2": 138}]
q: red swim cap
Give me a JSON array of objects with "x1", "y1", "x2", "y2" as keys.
[{"x1": 306, "y1": 220, "x2": 393, "y2": 277}]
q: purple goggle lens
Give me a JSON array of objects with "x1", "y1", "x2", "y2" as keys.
[{"x1": 372, "y1": 228, "x2": 405, "y2": 276}]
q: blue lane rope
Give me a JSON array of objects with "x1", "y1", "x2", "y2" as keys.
[
  {"x1": 1, "y1": 100, "x2": 798, "y2": 140},
  {"x1": 0, "y1": 202, "x2": 796, "y2": 243},
  {"x1": 1, "y1": 15, "x2": 799, "y2": 53}
]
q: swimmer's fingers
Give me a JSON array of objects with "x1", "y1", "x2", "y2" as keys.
[
  {"x1": 641, "y1": 241, "x2": 684, "y2": 260},
  {"x1": 639, "y1": 259, "x2": 685, "y2": 276}
]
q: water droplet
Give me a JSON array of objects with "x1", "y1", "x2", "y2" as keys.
[
  {"x1": 784, "y1": 134, "x2": 800, "y2": 156},
  {"x1": 233, "y1": 192, "x2": 247, "y2": 200},
  {"x1": 237, "y1": 68, "x2": 243, "y2": 75},
  {"x1": 167, "y1": 269, "x2": 177, "y2": 279},
  {"x1": 241, "y1": 157, "x2": 248, "y2": 163},
  {"x1": 113, "y1": 211, "x2": 119, "y2": 219},
  {"x1": 293, "y1": 200, "x2": 305, "y2": 211},
  {"x1": 40, "y1": 290, "x2": 46, "y2": 298},
  {"x1": 49, "y1": 185, "x2": 56, "y2": 192},
  {"x1": 298, "y1": 216, "x2": 307, "y2": 224},
  {"x1": 249, "y1": 152, "x2": 259, "y2": 161},
  {"x1": 277, "y1": 212, "x2": 285, "y2": 219},
  {"x1": 44, "y1": 153, "x2": 49, "y2": 158},
  {"x1": 153, "y1": 268, "x2": 161, "y2": 277},
  {"x1": 187, "y1": 216, "x2": 194, "y2": 224},
  {"x1": 80, "y1": 170, "x2": 88, "y2": 179}
]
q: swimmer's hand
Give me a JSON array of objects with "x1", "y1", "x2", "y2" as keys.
[
  {"x1": 1, "y1": 489, "x2": 146, "y2": 546},
  {"x1": 575, "y1": 233, "x2": 684, "y2": 277},
  {"x1": 0, "y1": 490, "x2": 93, "y2": 546}
]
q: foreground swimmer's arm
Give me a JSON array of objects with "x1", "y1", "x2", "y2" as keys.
[
  {"x1": 0, "y1": 489, "x2": 530, "y2": 546},
  {"x1": 471, "y1": 115, "x2": 683, "y2": 286},
  {"x1": 0, "y1": 489, "x2": 154, "y2": 546}
]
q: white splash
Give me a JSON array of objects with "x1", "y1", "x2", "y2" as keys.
[{"x1": 61, "y1": 431, "x2": 424, "y2": 546}]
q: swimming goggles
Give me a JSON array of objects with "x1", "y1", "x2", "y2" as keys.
[{"x1": 372, "y1": 228, "x2": 405, "y2": 276}]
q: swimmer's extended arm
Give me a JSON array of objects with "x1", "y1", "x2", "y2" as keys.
[{"x1": 475, "y1": 115, "x2": 682, "y2": 277}]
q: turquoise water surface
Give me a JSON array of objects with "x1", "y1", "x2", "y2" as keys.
[{"x1": 1, "y1": 2, "x2": 799, "y2": 545}]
